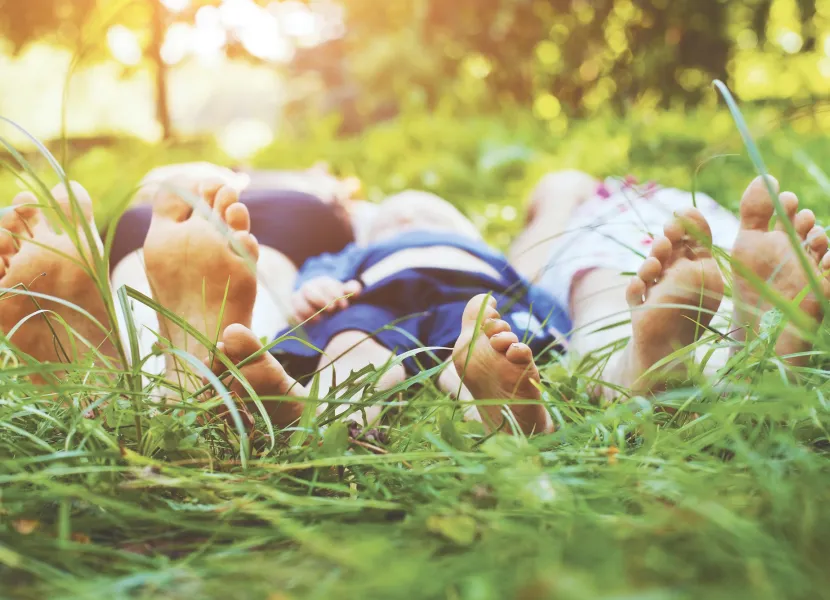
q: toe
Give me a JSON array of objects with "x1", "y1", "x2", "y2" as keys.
[
  {"x1": 650, "y1": 236, "x2": 673, "y2": 265},
  {"x1": 50, "y1": 181, "x2": 94, "y2": 224},
  {"x1": 461, "y1": 294, "x2": 500, "y2": 324},
  {"x1": 214, "y1": 185, "x2": 239, "y2": 219},
  {"x1": 221, "y1": 324, "x2": 264, "y2": 363},
  {"x1": 225, "y1": 202, "x2": 251, "y2": 232},
  {"x1": 675, "y1": 208, "x2": 713, "y2": 258},
  {"x1": 807, "y1": 226, "x2": 829, "y2": 259},
  {"x1": 12, "y1": 191, "x2": 39, "y2": 221},
  {"x1": 626, "y1": 276, "x2": 647, "y2": 307},
  {"x1": 637, "y1": 256, "x2": 662, "y2": 284},
  {"x1": 821, "y1": 251, "x2": 830, "y2": 274},
  {"x1": 678, "y1": 208, "x2": 713, "y2": 241},
  {"x1": 490, "y1": 331, "x2": 520, "y2": 353},
  {"x1": 151, "y1": 188, "x2": 193, "y2": 222},
  {"x1": 0, "y1": 229, "x2": 16, "y2": 256},
  {"x1": 774, "y1": 192, "x2": 800, "y2": 231},
  {"x1": 1, "y1": 207, "x2": 31, "y2": 239},
  {"x1": 739, "y1": 175, "x2": 779, "y2": 231},
  {"x1": 198, "y1": 180, "x2": 225, "y2": 207},
  {"x1": 205, "y1": 341, "x2": 227, "y2": 376},
  {"x1": 483, "y1": 318, "x2": 512, "y2": 338},
  {"x1": 505, "y1": 342, "x2": 535, "y2": 365},
  {"x1": 233, "y1": 231, "x2": 260, "y2": 262},
  {"x1": 794, "y1": 208, "x2": 816, "y2": 239}
]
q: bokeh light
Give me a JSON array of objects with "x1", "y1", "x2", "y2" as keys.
[{"x1": 107, "y1": 25, "x2": 142, "y2": 66}]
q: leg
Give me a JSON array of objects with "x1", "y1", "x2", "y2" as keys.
[
  {"x1": 569, "y1": 269, "x2": 633, "y2": 359},
  {"x1": 0, "y1": 182, "x2": 118, "y2": 380},
  {"x1": 452, "y1": 295, "x2": 552, "y2": 436},
  {"x1": 732, "y1": 176, "x2": 830, "y2": 366},
  {"x1": 315, "y1": 330, "x2": 406, "y2": 425},
  {"x1": 508, "y1": 170, "x2": 598, "y2": 282}
]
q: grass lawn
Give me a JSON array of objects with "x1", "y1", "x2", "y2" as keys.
[{"x1": 2, "y1": 106, "x2": 830, "y2": 600}]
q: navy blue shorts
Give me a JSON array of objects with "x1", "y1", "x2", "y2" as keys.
[{"x1": 272, "y1": 269, "x2": 571, "y2": 380}]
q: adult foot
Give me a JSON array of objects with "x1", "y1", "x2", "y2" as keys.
[
  {"x1": 0, "y1": 182, "x2": 117, "y2": 378},
  {"x1": 452, "y1": 294, "x2": 551, "y2": 435},
  {"x1": 206, "y1": 323, "x2": 305, "y2": 428},
  {"x1": 614, "y1": 208, "x2": 724, "y2": 394},
  {"x1": 144, "y1": 181, "x2": 259, "y2": 389},
  {"x1": 731, "y1": 176, "x2": 830, "y2": 365}
]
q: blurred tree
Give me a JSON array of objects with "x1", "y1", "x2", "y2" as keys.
[
  {"x1": 331, "y1": 0, "x2": 741, "y2": 124},
  {"x1": 750, "y1": 0, "x2": 817, "y2": 51},
  {"x1": 0, "y1": 0, "x2": 281, "y2": 140}
]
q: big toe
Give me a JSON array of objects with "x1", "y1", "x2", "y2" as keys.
[
  {"x1": 221, "y1": 323, "x2": 265, "y2": 363},
  {"x1": 50, "y1": 181, "x2": 94, "y2": 225},
  {"x1": 740, "y1": 175, "x2": 779, "y2": 231},
  {"x1": 150, "y1": 182, "x2": 196, "y2": 222},
  {"x1": 461, "y1": 294, "x2": 499, "y2": 325},
  {"x1": 664, "y1": 208, "x2": 713, "y2": 259}
]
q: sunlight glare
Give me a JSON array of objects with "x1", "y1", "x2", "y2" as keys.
[
  {"x1": 192, "y1": 6, "x2": 228, "y2": 63},
  {"x1": 219, "y1": 118, "x2": 275, "y2": 160},
  {"x1": 219, "y1": 0, "x2": 261, "y2": 29},
  {"x1": 107, "y1": 25, "x2": 142, "y2": 66},
  {"x1": 161, "y1": 22, "x2": 192, "y2": 65},
  {"x1": 160, "y1": 0, "x2": 191, "y2": 13}
]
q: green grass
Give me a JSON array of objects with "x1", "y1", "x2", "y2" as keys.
[{"x1": 3, "y1": 104, "x2": 830, "y2": 599}]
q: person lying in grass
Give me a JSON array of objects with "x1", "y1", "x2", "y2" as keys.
[{"x1": 0, "y1": 170, "x2": 827, "y2": 436}]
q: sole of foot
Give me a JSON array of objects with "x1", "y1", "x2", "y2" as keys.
[
  {"x1": 144, "y1": 180, "x2": 259, "y2": 390},
  {"x1": 206, "y1": 323, "x2": 305, "y2": 429},
  {"x1": 452, "y1": 294, "x2": 551, "y2": 435},
  {"x1": 732, "y1": 175, "x2": 830, "y2": 366},
  {"x1": 617, "y1": 208, "x2": 725, "y2": 394},
  {"x1": 0, "y1": 182, "x2": 117, "y2": 379}
]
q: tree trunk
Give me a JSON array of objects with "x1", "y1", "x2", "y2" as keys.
[{"x1": 149, "y1": 0, "x2": 173, "y2": 140}]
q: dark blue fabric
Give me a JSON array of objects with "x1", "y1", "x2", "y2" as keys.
[
  {"x1": 105, "y1": 190, "x2": 354, "y2": 271},
  {"x1": 272, "y1": 231, "x2": 572, "y2": 379}
]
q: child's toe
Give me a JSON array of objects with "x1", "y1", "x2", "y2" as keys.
[
  {"x1": 462, "y1": 294, "x2": 500, "y2": 324},
  {"x1": 505, "y1": 342, "x2": 534, "y2": 365},
  {"x1": 490, "y1": 331, "x2": 519, "y2": 353},
  {"x1": 627, "y1": 276, "x2": 647, "y2": 307},
  {"x1": 483, "y1": 318, "x2": 512, "y2": 338}
]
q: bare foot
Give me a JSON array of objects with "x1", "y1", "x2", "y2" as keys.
[
  {"x1": 0, "y1": 182, "x2": 117, "y2": 378},
  {"x1": 144, "y1": 181, "x2": 259, "y2": 388},
  {"x1": 612, "y1": 209, "x2": 725, "y2": 394},
  {"x1": 452, "y1": 294, "x2": 551, "y2": 435},
  {"x1": 732, "y1": 176, "x2": 830, "y2": 365},
  {"x1": 206, "y1": 324, "x2": 305, "y2": 428}
]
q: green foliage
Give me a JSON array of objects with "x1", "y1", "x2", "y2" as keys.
[
  {"x1": 5, "y1": 1, "x2": 830, "y2": 595},
  {"x1": 3, "y1": 105, "x2": 830, "y2": 599},
  {"x1": 313, "y1": 0, "x2": 828, "y2": 128}
]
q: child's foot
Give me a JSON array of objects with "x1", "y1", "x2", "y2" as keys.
[
  {"x1": 205, "y1": 324, "x2": 305, "y2": 428},
  {"x1": 732, "y1": 176, "x2": 830, "y2": 365},
  {"x1": 0, "y1": 183, "x2": 117, "y2": 377},
  {"x1": 144, "y1": 181, "x2": 259, "y2": 388},
  {"x1": 615, "y1": 209, "x2": 725, "y2": 393},
  {"x1": 452, "y1": 294, "x2": 551, "y2": 435}
]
